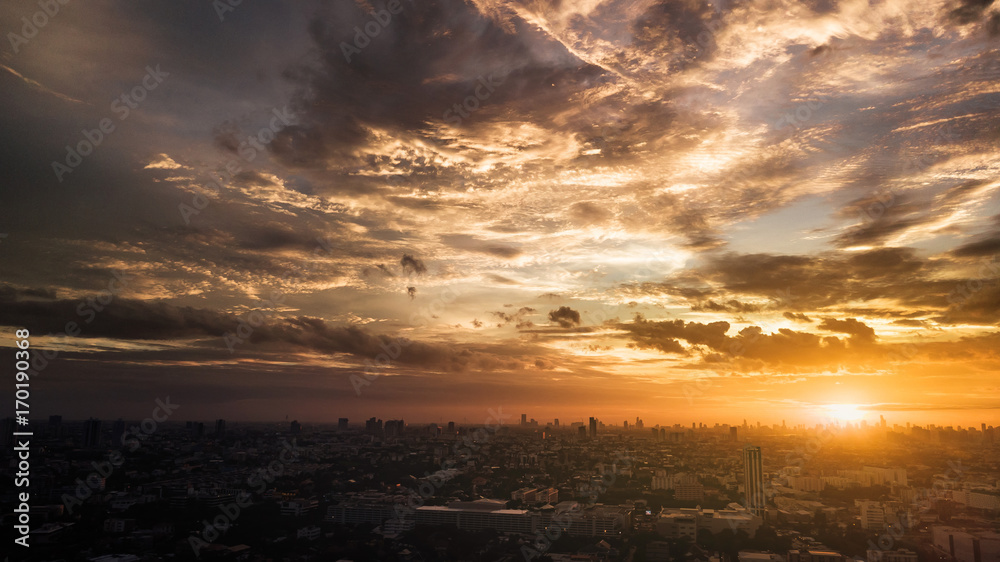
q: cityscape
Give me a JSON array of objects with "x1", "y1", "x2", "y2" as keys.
[
  {"x1": 1, "y1": 412, "x2": 997, "y2": 561},
  {"x1": 3, "y1": 0, "x2": 1000, "y2": 560}
]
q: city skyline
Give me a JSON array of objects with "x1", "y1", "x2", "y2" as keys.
[
  {"x1": 3, "y1": 1, "x2": 1000, "y2": 430},
  {"x1": 23, "y1": 411, "x2": 999, "y2": 431},
  {"x1": 3, "y1": 1, "x2": 999, "y2": 559}
]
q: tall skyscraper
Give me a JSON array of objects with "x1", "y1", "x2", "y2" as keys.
[
  {"x1": 742, "y1": 445, "x2": 765, "y2": 516},
  {"x1": 338, "y1": 418, "x2": 349, "y2": 431},
  {"x1": 112, "y1": 418, "x2": 126, "y2": 447},
  {"x1": 215, "y1": 418, "x2": 226, "y2": 435},
  {"x1": 83, "y1": 418, "x2": 102, "y2": 448},
  {"x1": 447, "y1": 421, "x2": 455, "y2": 433},
  {"x1": 589, "y1": 417, "x2": 598, "y2": 438},
  {"x1": 730, "y1": 426, "x2": 738, "y2": 441},
  {"x1": 521, "y1": 413, "x2": 527, "y2": 425},
  {"x1": 385, "y1": 419, "x2": 404, "y2": 437},
  {"x1": 290, "y1": 420, "x2": 301, "y2": 434}
]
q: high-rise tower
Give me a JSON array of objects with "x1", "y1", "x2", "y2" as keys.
[{"x1": 742, "y1": 445, "x2": 765, "y2": 516}]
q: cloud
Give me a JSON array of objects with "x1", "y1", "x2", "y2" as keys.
[
  {"x1": 548, "y1": 306, "x2": 582, "y2": 328},
  {"x1": 817, "y1": 317, "x2": 877, "y2": 343},
  {"x1": 568, "y1": 201, "x2": 613, "y2": 225},
  {"x1": 628, "y1": 247, "x2": 989, "y2": 320},
  {"x1": 951, "y1": 236, "x2": 1000, "y2": 258},
  {"x1": 948, "y1": 0, "x2": 996, "y2": 24},
  {"x1": 783, "y1": 312, "x2": 813, "y2": 323},
  {"x1": 400, "y1": 253, "x2": 427, "y2": 275},
  {"x1": 692, "y1": 299, "x2": 766, "y2": 314},
  {"x1": 440, "y1": 234, "x2": 522, "y2": 259},
  {"x1": 491, "y1": 306, "x2": 536, "y2": 328}
]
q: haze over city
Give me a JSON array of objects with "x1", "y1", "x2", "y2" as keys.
[{"x1": 2, "y1": 0, "x2": 1000, "y2": 426}]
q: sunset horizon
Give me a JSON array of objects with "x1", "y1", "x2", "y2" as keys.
[{"x1": 1, "y1": 0, "x2": 999, "y2": 559}]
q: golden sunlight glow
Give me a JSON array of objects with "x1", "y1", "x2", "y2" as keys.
[{"x1": 822, "y1": 403, "x2": 867, "y2": 424}]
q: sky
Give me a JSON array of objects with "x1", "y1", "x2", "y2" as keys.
[{"x1": 1, "y1": 0, "x2": 999, "y2": 427}]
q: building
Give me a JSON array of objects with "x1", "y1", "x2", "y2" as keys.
[
  {"x1": 863, "y1": 466, "x2": 907, "y2": 486},
  {"x1": 540, "y1": 502, "x2": 632, "y2": 537},
  {"x1": 83, "y1": 418, "x2": 102, "y2": 448},
  {"x1": 112, "y1": 419, "x2": 126, "y2": 447},
  {"x1": 103, "y1": 518, "x2": 136, "y2": 534},
  {"x1": 384, "y1": 419, "x2": 404, "y2": 437},
  {"x1": 788, "y1": 476, "x2": 825, "y2": 493},
  {"x1": 674, "y1": 483, "x2": 705, "y2": 501},
  {"x1": 416, "y1": 499, "x2": 534, "y2": 534},
  {"x1": 512, "y1": 487, "x2": 559, "y2": 504},
  {"x1": 858, "y1": 500, "x2": 886, "y2": 530},
  {"x1": 589, "y1": 417, "x2": 598, "y2": 438},
  {"x1": 338, "y1": 417, "x2": 349, "y2": 430},
  {"x1": 296, "y1": 525, "x2": 321, "y2": 540},
  {"x1": 866, "y1": 549, "x2": 918, "y2": 562},
  {"x1": 740, "y1": 553, "x2": 782, "y2": 561},
  {"x1": 215, "y1": 418, "x2": 226, "y2": 435},
  {"x1": 952, "y1": 490, "x2": 1000, "y2": 512},
  {"x1": 932, "y1": 526, "x2": 1000, "y2": 562},
  {"x1": 290, "y1": 420, "x2": 301, "y2": 434},
  {"x1": 652, "y1": 469, "x2": 671, "y2": 491},
  {"x1": 655, "y1": 511, "x2": 697, "y2": 539},
  {"x1": 787, "y1": 550, "x2": 850, "y2": 562},
  {"x1": 743, "y1": 445, "x2": 765, "y2": 516},
  {"x1": 326, "y1": 500, "x2": 397, "y2": 525},
  {"x1": 280, "y1": 498, "x2": 318, "y2": 517},
  {"x1": 403, "y1": 499, "x2": 632, "y2": 537},
  {"x1": 656, "y1": 506, "x2": 762, "y2": 539}
]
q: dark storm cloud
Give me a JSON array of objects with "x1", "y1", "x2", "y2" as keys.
[
  {"x1": 268, "y1": 0, "x2": 605, "y2": 171},
  {"x1": 0, "y1": 291, "x2": 237, "y2": 340},
  {"x1": 947, "y1": 0, "x2": 995, "y2": 24},
  {"x1": 951, "y1": 236, "x2": 1000, "y2": 257},
  {"x1": 548, "y1": 306, "x2": 582, "y2": 328},
  {"x1": 0, "y1": 284, "x2": 57, "y2": 300},
  {"x1": 400, "y1": 253, "x2": 427, "y2": 275},
  {"x1": 0, "y1": 286, "x2": 532, "y2": 372}
]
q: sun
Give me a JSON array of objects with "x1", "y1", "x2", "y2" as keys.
[{"x1": 822, "y1": 403, "x2": 866, "y2": 424}]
